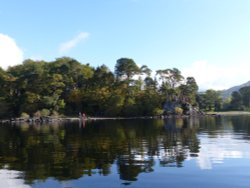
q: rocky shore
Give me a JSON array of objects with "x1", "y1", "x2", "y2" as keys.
[{"x1": 1, "y1": 111, "x2": 250, "y2": 124}]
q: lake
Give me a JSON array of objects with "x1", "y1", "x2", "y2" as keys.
[{"x1": 0, "y1": 115, "x2": 250, "y2": 188}]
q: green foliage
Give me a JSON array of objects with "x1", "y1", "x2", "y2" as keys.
[
  {"x1": 239, "y1": 86, "x2": 250, "y2": 108},
  {"x1": 179, "y1": 77, "x2": 198, "y2": 105},
  {"x1": 175, "y1": 107, "x2": 183, "y2": 115},
  {"x1": 40, "y1": 109, "x2": 50, "y2": 116},
  {"x1": 197, "y1": 89, "x2": 222, "y2": 112},
  {"x1": 33, "y1": 111, "x2": 41, "y2": 118},
  {"x1": 228, "y1": 86, "x2": 250, "y2": 111},
  {"x1": 20, "y1": 112, "x2": 30, "y2": 119},
  {"x1": 115, "y1": 58, "x2": 140, "y2": 80},
  {"x1": 230, "y1": 91, "x2": 243, "y2": 110},
  {"x1": 0, "y1": 56, "x2": 202, "y2": 118},
  {"x1": 153, "y1": 108, "x2": 164, "y2": 116},
  {"x1": 51, "y1": 110, "x2": 59, "y2": 117},
  {"x1": 156, "y1": 68, "x2": 184, "y2": 89}
]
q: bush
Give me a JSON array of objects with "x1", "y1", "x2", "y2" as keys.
[
  {"x1": 175, "y1": 107, "x2": 183, "y2": 115},
  {"x1": 20, "y1": 112, "x2": 30, "y2": 119},
  {"x1": 33, "y1": 111, "x2": 41, "y2": 118},
  {"x1": 40, "y1": 109, "x2": 50, "y2": 116},
  {"x1": 153, "y1": 108, "x2": 164, "y2": 116},
  {"x1": 51, "y1": 110, "x2": 59, "y2": 117}
]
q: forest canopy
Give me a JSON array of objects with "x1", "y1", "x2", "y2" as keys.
[{"x1": 0, "y1": 57, "x2": 237, "y2": 119}]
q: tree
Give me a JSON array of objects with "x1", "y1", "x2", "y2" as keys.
[
  {"x1": 0, "y1": 56, "x2": 201, "y2": 118},
  {"x1": 156, "y1": 68, "x2": 184, "y2": 106},
  {"x1": 50, "y1": 57, "x2": 94, "y2": 90},
  {"x1": 114, "y1": 58, "x2": 142, "y2": 116},
  {"x1": 0, "y1": 68, "x2": 15, "y2": 118},
  {"x1": 156, "y1": 68, "x2": 184, "y2": 89},
  {"x1": 6, "y1": 59, "x2": 48, "y2": 116},
  {"x1": 49, "y1": 57, "x2": 94, "y2": 115},
  {"x1": 196, "y1": 93, "x2": 206, "y2": 111},
  {"x1": 140, "y1": 65, "x2": 152, "y2": 77},
  {"x1": 179, "y1": 77, "x2": 198, "y2": 105},
  {"x1": 144, "y1": 76, "x2": 157, "y2": 90},
  {"x1": 230, "y1": 91, "x2": 242, "y2": 110},
  {"x1": 91, "y1": 65, "x2": 115, "y2": 87},
  {"x1": 197, "y1": 89, "x2": 222, "y2": 111},
  {"x1": 239, "y1": 86, "x2": 250, "y2": 108},
  {"x1": 115, "y1": 58, "x2": 140, "y2": 80}
]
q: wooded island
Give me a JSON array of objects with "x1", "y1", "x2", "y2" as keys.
[{"x1": 0, "y1": 57, "x2": 249, "y2": 120}]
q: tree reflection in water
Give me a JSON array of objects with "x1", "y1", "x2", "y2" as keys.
[{"x1": 0, "y1": 118, "x2": 201, "y2": 184}]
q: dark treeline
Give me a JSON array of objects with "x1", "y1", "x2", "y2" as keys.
[
  {"x1": 0, "y1": 56, "x2": 248, "y2": 118},
  {"x1": 229, "y1": 86, "x2": 250, "y2": 111},
  {"x1": 3, "y1": 56, "x2": 243, "y2": 119},
  {"x1": 197, "y1": 86, "x2": 250, "y2": 112}
]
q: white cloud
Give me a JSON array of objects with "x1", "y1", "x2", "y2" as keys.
[
  {"x1": 0, "y1": 33, "x2": 24, "y2": 70},
  {"x1": 182, "y1": 60, "x2": 250, "y2": 91},
  {"x1": 194, "y1": 132, "x2": 250, "y2": 170},
  {"x1": 0, "y1": 169, "x2": 31, "y2": 188},
  {"x1": 59, "y1": 32, "x2": 89, "y2": 54}
]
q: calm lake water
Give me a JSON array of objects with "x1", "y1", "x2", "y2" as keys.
[{"x1": 1, "y1": 115, "x2": 250, "y2": 188}]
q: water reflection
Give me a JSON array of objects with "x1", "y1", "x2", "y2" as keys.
[
  {"x1": 0, "y1": 169, "x2": 30, "y2": 188},
  {"x1": 160, "y1": 117, "x2": 200, "y2": 167},
  {"x1": 0, "y1": 116, "x2": 250, "y2": 187},
  {"x1": 195, "y1": 116, "x2": 250, "y2": 170}
]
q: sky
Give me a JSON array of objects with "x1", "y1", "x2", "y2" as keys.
[{"x1": 1, "y1": 0, "x2": 250, "y2": 90}]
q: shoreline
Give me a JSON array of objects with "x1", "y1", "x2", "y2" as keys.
[
  {"x1": 206, "y1": 111, "x2": 250, "y2": 116},
  {"x1": 1, "y1": 111, "x2": 250, "y2": 124}
]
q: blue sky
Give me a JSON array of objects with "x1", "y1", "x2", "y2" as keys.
[{"x1": 1, "y1": 0, "x2": 250, "y2": 90}]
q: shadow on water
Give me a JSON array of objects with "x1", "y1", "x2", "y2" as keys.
[{"x1": 0, "y1": 116, "x2": 250, "y2": 185}]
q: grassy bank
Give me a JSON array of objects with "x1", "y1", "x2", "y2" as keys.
[{"x1": 207, "y1": 111, "x2": 250, "y2": 116}]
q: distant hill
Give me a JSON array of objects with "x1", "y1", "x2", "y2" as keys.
[{"x1": 221, "y1": 80, "x2": 250, "y2": 99}]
